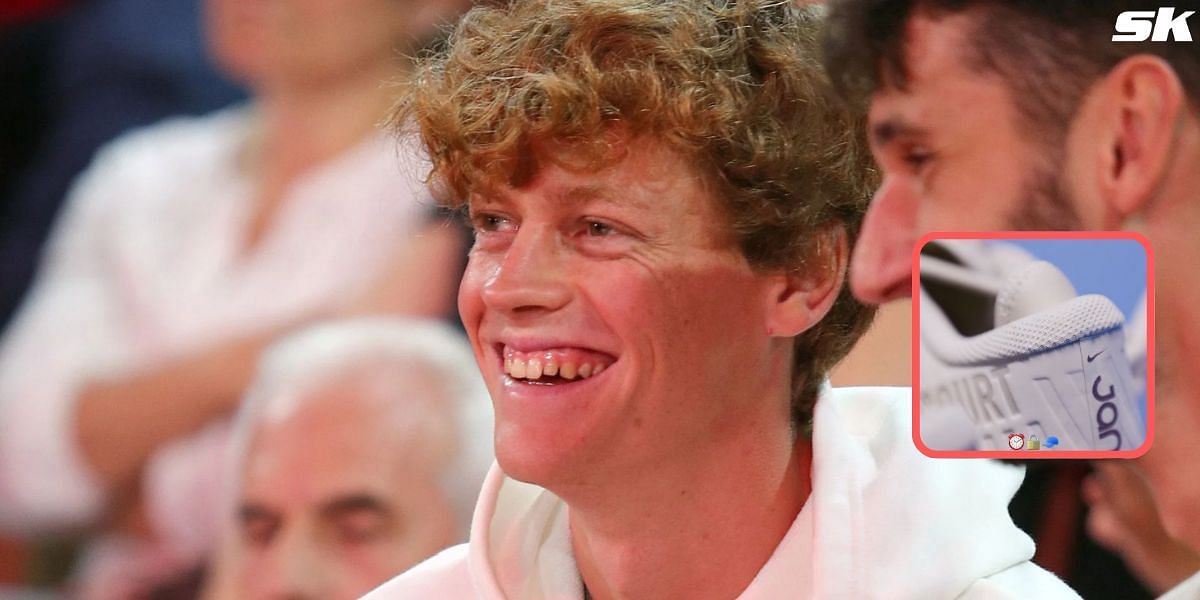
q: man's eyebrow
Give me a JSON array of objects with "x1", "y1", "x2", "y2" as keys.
[
  {"x1": 560, "y1": 184, "x2": 652, "y2": 211},
  {"x1": 871, "y1": 117, "x2": 929, "y2": 147},
  {"x1": 559, "y1": 185, "x2": 606, "y2": 204},
  {"x1": 317, "y1": 493, "x2": 391, "y2": 519},
  {"x1": 471, "y1": 184, "x2": 648, "y2": 211}
]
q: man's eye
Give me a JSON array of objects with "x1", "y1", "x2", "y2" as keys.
[
  {"x1": 585, "y1": 221, "x2": 615, "y2": 237},
  {"x1": 333, "y1": 510, "x2": 392, "y2": 546},
  {"x1": 465, "y1": 212, "x2": 518, "y2": 237},
  {"x1": 903, "y1": 148, "x2": 934, "y2": 170},
  {"x1": 240, "y1": 517, "x2": 279, "y2": 547},
  {"x1": 471, "y1": 213, "x2": 516, "y2": 234}
]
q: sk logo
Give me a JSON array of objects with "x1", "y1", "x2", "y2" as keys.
[{"x1": 1113, "y1": 7, "x2": 1195, "y2": 42}]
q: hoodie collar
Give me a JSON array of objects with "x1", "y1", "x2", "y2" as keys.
[{"x1": 465, "y1": 386, "x2": 1034, "y2": 599}]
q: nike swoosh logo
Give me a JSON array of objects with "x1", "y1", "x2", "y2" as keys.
[{"x1": 1087, "y1": 350, "x2": 1105, "y2": 362}]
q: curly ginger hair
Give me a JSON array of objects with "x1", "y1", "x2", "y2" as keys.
[{"x1": 393, "y1": 0, "x2": 879, "y2": 431}]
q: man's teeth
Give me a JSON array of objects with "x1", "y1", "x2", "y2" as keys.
[
  {"x1": 560, "y1": 362, "x2": 577, "y2": 379},
  {"x1": 504, "y1": 355, "x2": 609, "y2": 381}
]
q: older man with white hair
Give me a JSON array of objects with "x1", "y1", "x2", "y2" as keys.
[{"x1": 204, "y1": 318, "x2": 493, "y2": 600}]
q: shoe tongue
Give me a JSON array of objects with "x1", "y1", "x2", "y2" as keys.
[{"x1": 994, "y1": 260, "x2": 1077, "y2": 326}]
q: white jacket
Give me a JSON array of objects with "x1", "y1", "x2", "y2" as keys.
[
  {"x1": 1160, "y1": 571, "x2": 1200, "y2": 600},
  {"x1": 366, "y1": 386, "x2": 1081, "y2": 599}
]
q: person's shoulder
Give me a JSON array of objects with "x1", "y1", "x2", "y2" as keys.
[
  {"x1": 956, "y1": 561, "x2": 1083, "y2": 599},
  {"x1": 812, "y1": 386, "x2": 1055, "y2": 597},
  {"x1": 821, "y1": 385, "x2": 912, "y2": 437},
  {"x1": 65, "y1": 106, "x2": 250, "y2": 219},
  {"x1": 820, "y1": 384, "x2": 1025, "y2": 511},
  {"x1": 824, "y1": 385, "x2": 910, "y2": 409},
  {"x1": 1159, "y1": 570, "x2": 1200, "y2": 600},
  {"x1": 86, "y1": 105, "x2": 249, "y2": 180},
  {"x1": 361, "y1": 543, "x2": 476, "y2": 599}
]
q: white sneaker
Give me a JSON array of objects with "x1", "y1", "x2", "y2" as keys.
[{"x1": 918, "y1": 240, "x2": 1146, "y2": 452}]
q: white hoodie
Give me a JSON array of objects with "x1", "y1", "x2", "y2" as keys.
[
  {"x1": 365, "y1": 387, "x2": 1081, "y2": 599},
  {"x1": 1160, "y1": 571, "x2": 1200, "y2": 600}
]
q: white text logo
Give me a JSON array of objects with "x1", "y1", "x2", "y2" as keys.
[{"x1": 1113, "y1": 7, "x2": 1195, "y2": 42}]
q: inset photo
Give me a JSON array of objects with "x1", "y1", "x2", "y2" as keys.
[{"x1": 914, "y1": 233, "x2": 1152, "y2": 458}]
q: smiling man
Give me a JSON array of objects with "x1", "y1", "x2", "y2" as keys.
[{"x1": 366, "y1": 1, "x2": 1080, "y2": 598}]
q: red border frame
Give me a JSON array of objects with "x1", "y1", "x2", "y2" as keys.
[{"x1": 912, "y1": 231, "x2": 1155, "y2": 459}]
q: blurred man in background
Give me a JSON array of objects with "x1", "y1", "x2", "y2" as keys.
[
  {"x1": 824, "y1": 0, "x2": 1200, "y2": 597},
  {"x1": 202, "y1": 319, "x2": 493, "y2": 600}
]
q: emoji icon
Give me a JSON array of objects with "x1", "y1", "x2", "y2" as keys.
[
  {"x1": 1044, "y1": 436, "x2": 1060, "y2": 449},
  {"x1": 1008, "y1": 433, "x2": 1025, "y2": 450},
  {"x1": 1027, "y1": 435, "x2": 1040, "y2": 450}
]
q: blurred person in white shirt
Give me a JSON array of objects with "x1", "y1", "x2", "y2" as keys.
[{"x1": 0, "y1": 0, "x2": 473, "y2": 596}]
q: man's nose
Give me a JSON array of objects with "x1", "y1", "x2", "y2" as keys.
[
  {"x1": 850, "y1": 176, "x2": 919, "y2": 305},
  {"x1": 480, "y1": 225, "x2": 572, "y2": 316},
  {"x1": 259, "y1": 526, "x2": 327, "y2": 600}
]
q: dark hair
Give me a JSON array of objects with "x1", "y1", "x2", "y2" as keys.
[
  {"x1": 393, "y1": 0, "x2": 878, "y2": 431},
  {"x1": 824, "y1": 0, "x2": 1200, "y2": 144}
]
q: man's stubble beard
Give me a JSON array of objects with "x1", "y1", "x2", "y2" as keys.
[{"x1": 1006, "y1": 142, "x2": 1083, "y2": 231}]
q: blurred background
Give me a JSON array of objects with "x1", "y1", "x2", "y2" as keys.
[
  {"x1": 0, "y1": 1, "x2": 1188, "y2": 599},
  {"x1": 3, "y1": 0, "x2": 245, "y2": 591},
  {"x1": 1007, "y1": 238, "x2": 1146, "y2": 319},
  {"x1": 1, "y1": 1, "x2": 483, "y2": 597}
]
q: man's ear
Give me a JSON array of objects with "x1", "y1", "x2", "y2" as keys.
[
  {"x1": 1095, "y1": 55, "x2": 1185, "y2": 219},
  {"x1": 764, "y1": 225, "x2": 847, "y2": 338}
]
